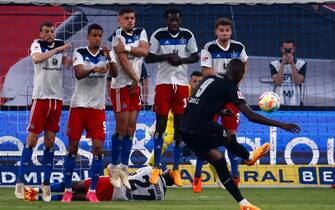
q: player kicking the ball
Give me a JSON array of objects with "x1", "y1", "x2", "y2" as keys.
[
  {"x1": 61, "y1": 24, "x2": 117, "y2": 203},
  {"x1": 182, "y1": 59, "x2": 300, "y2": 210},
  {"x1": 15, "y1": 22, "x2": 71, "y2": 202}
]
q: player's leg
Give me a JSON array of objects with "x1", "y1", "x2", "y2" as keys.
[
  {"x1": 170, "y1": 114, "x2": 183, "y2": 186},
  {"x1": 150, "y1": 84, "x2": 172, "y2": 184},
  {"x1": 192, "y1": 158, "x2": 203, "y2": 193},
  {"x1": 15, "y1": 99, "x2": 47, "y2": 199}
]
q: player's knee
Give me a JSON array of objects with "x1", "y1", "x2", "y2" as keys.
[
  {"x1": 44, "y1": 134, "x2": 55, "y2": 148},
  {"x1": 68, "y1": 141, "x2": 79, "y2": 155},
  {"x1": 26, "y1": 132, "x2": 38, "y2": 147},
  {"x1": 92, "y1": 145, "x2": 103, "y2": 156}
]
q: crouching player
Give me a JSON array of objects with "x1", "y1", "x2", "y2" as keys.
[{"x1": 23, "y1": 166, "x2": 174, "y2": 201}]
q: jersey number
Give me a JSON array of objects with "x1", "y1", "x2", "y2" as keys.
[
  {"x1": 129, "y1": 175, "x2": 156, "y2": 200},
  {"x1": 195, "y1": 78, "x2": 215, "y2": 97}
]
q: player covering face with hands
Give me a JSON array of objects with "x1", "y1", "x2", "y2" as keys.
[{"x1": 182, "y1": 59, "x2": 300, "y2": 210}]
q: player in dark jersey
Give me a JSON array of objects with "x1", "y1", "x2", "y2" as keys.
[{"x1": 182, "y1": 59, "x2": 300, "y2": 210}]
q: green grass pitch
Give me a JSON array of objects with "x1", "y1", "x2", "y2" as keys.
[{"x1": 0, "y1": 188, "x2": 334, "y2": 210}]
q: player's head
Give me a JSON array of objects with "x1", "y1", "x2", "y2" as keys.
[
  {"x1": 215, "y1": 18, "x2": 233, "y2": 42},
  {"x1": 165, "y1": 8, "x2": 182, "y2": 33},
  {"x1": 87, "y1": 24, "x2": 103, "y2": 49},
  {"x1": 226, "y1": 59, "x2": 245, "y2": 84},
  {"x1": 39, "y1": 22, "x2": 55, "y2": 44},
  {"x1": 189, "y1": 71, "x2": 203, "y2": 90},
  {"x1": 281, "y1": 40, "x2": 295, "y2": 55},
  {"x1": 118, "y1": 8, "x2": 136, "y2": 32}
]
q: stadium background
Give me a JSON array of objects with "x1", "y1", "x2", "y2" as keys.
[{"x1": 0, "y1": 3, "x2": 334, "y2": 188}]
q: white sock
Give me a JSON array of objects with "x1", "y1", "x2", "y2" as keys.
[
  {"x1": 65, "y1": 188, "x2": 72, "y2": 192},
  {"x1": 120, "y1": 164, "x2": 128, "y2": 170},
  {"x1": 89, "y1": 189, "x2": 96, "y2": 193},
  {"x1": 248, "y1": 152, "x2": 253, "y2": 161},
  {"x1": 239, "y1": 199, "x2": 250, "y2": 205},
  {"x1": 33, "y1": 187, "x2": 39, "y2": 193}
]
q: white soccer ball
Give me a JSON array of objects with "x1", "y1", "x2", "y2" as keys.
[{"x1": 258, "y1": 92, "x2": 280, "y2": 113}]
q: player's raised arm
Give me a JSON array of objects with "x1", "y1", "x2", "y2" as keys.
[
  {"x1": 32, "y1": 42, "x2": 71, "y2": 64},
  {"x1": 237, "y1": 102, "x2": 300, "y2": 133},
  {"x1": 201, "y1": 48, "x2": 216, "y2": 77}
]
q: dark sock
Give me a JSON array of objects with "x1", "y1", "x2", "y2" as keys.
[
  {"x1": 172, "y1": 141, "x2": 182, "y2": 170},
  {"x1": 121, "y1": 135, "x2": 133, "y2": 166},
  {"x1": 112, "y1": 133, "x2": 122, "y2": 165},
  {"x1": 43, "y1": 147, "x2": 54, "y2": 185},
  {"x1": 211, "y1": 157, "x2": 244, "y2": 202},
  {"x1": 153, "y1": 136, "x2": 163, "y2": 168},
  {"x1": 63, "y1": 154, "x2": 76, "y2": 189},
  {"x1": 228, "y1": 151, "x2": 240, "y2": 178},
  {"x1": 194, "y1": 158, "x2": 203, "y2": 178},
  {"x1": 90, "y1": 155, "x2": 103, "y2": 191},
  {"x1": 50, "y1": 182, "x2": 65, "y2": 192},
  {"x1": 225, "y1": 135, "x2": 250, "y2": 160},
  {"x1": 17, "y1": 144, "x2": 34, "y2": 183}
]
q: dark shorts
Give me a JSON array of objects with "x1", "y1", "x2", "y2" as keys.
[{"x1": 181, "y1": 130, "x2": 230, "y2": 160}]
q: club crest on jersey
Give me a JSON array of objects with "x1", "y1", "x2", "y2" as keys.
[
  {"x1": 180, "y1": 38, "x2": 187, "y2": 45},
  {"x1": 231, "y1": 51, "x2": 239, "y2": 58},
  {"x1": 98, "y1": 55, "x2": 106, "y2": 62},
  {"x1": 52, "y1": 58, "x2": 58, "y2": 66}
]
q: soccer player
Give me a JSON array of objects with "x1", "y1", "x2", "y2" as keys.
[
  {"x1": 147, "y1": 71, "x2": 203, "y2": 167},
  {"x1": 182, "y1": 59, "x2": 300, "y2": 210},
  {"x1": 145, "y1": 8, "x2": 199, "y2": 186},
  {"x1": 24, "y1": 166, "x2": 174, "y2": 202},
  {"x1": 14, "y1": 22, "x2": 71, "y2": 202},
  {"x1": 108, "y1": 8, "x2": 149, "y2": 189},
  {"x1": 62, "y1": 24, "x2": 117, "y2": 203},
  {"x1": 193, "y1": 17, "x2": 249, "y2": 192}
]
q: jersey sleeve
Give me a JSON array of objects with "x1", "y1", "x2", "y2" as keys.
[
  {"x1": 240, "y1": 46, "x2": 248, "y2": 62},
  {"x1": 228, "y1": 85, "x2": 246, "y2": 106},
  {"x1": 73, "y1": 49, "x2": 84, "y2": 67},
  {"x1": 298, "y1": 61, "x2": 306, "y2": 77},
  {"x1": 30, "y1": 41, "x2": 42, "y2": 56},
  {"x1": 200, "y1": 49, "x2": 213, "y2": 68},
  {"x1": 270, "y1": 62, "x2": 278, "y2": 77},
  {"x1": 109, "y1": 49, "x2": 117, "y2": 63},
  {"x1": 149, "y1": 33, "x2": 160, "y2": 54},
  {"x1": 186, "y1": 32, "x2": 198, "y2": 54},
  {"x1": 139, "y1": 29, "x2": 148, "y2": 43},
  {"x1": 112, "y1": 34, "x2": 126, "y2": 47}
]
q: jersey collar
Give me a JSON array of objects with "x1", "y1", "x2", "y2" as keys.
[
  {"x1": 166, "y1": 27, "x2": 180, "y2": 38},
  {"x1": 86, "y1": 46, "x2": 101, "y2": 57},
  {"x1": 216, "y1": 39, "x2": 230, "y2": 51}
]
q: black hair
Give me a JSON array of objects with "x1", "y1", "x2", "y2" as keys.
[
  {"x1": 215, "y1": 18, "x2": 232, "y2": 29},
  {"x1": 119, "y1": 8, "x2": 136, "y2": 16},
  {"x1": 190, "y1": 71, "x2": 202, "y2": 78},
  {"x1": 164, "y1": 8, "x2": 182, "y2": 19},
  {"x1": 87, "y1": 23, "x2": 103, "y2": 34},
  {"x1": 39, "y1": 22, "x2": 54, "y2": 32},
  {"x1": 282, "y1": 40, "x2": 295, "y2": 46},
  {"x1": 226, "y1": 59, "x2": 245, "y2": 83}
]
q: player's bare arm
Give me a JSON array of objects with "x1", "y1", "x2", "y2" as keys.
[
  {"x1": 114, "y1": 39, "x2": 149, "y2": 57},
  {"x1": 145, "y1": 52, "x2": 174, "y2": 63},
  {"x1": 74, "y1": 64, "x2": 106, "y2": 80},
  {"x1": 32, "y1": 43, "x2": 71, "y2": 64},
  {"x1": 180, "y1": 52, "x2": 199, "y2": 64},
  {"x1": 288, "y1": 55, "x2": 304, "y2": 85},
  {"x1": 102, "y1": 46, "x2": 118, "y2": 78},
  {"x1": 237, "y1": 102, "x2": 300, "y2": 133}
]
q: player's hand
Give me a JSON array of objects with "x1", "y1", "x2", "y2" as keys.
[
  {"x1": 281, "y1": 123, "x2": 301, "y2": 134},
  {"x1": 102, "y1": 46, "x2": 112, "y2": 61},
  {"x1": 168, "y1": 53, "x2": 182, "y2": 66},
  {"x1": 129, "y1": 80, "x2": 138, "y2": 95},
  {"x1": 114, "y1": 38, "x2": 126, "y2": 53},
  {"x1": 287, "y1": 54, "x2": 295, "y2": 65},
  {"x1": 91, "y1": 66, "x2": 107, "y2": 74},
  {"x1": 57, "y1": 43, "x2": 72, "y2": 52}
]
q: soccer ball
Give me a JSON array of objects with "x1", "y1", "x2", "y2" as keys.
[{"x1": 258, "y1": 92, "x2": 280, "y2": 113}]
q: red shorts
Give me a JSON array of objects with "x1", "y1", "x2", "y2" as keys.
[
  {"x1": 28, "y1": 99, "x2": 62, "y2": 134},
  {"x1": 154, "y1": 84, "x2": 189, "y2": 115},
  {"x1": 84, "y1": 176, "x2": 114, "y2": 201},
  {"x1": 66, "y1": 107, "x2": 106, "y2": 141},
  {"x1": 110, "y1": 85, "x2": 141, "y2": 113},
  {"x1": 214, "y1": 102, "x2": 240, "y2": 131}
]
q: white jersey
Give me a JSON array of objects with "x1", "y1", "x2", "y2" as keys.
[
  {"x1": 71, "y1": 47, "x2": 114, "y2": 109},
  {"x1": 270, "y1": 59, "x2": 306, "y2": 106},
  {"x1": 30, "y1": 39, "x2": 65, "y2": 100},
  {"x1": 112, "y1": 166, "x2": 166, "y2": 201},
  {"x1": 149, "y1": 27, "x2": 198, "y2": 86},
  {"x1": 111, "y1": 27, "x2": 148, "y2": 89},
  {"x1": 201, "y1": 39, "x2": 248, "y2": 74}
]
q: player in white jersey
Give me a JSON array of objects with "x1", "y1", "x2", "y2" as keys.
[
  {"x1": 193, "y1": 18, "x2": 249, "y2": 192},
  {"x1": 108, "y1": 8, "x2": 149, "y2": 190},
  {"x1": 62, "y1": 24, "x2": 117, "y2": 203},
  {"x1": 15, "y1": 22, "x2": 71, "y2": 202},
  {"x1": 23, "y1": 166, "x2": 175, "y2": 202},
  {"x1": 145, "y1": 8, "x2": 199, "y2": 186}
]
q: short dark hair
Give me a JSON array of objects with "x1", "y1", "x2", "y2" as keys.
[
  {"x1": 87, "y1": 23, "x2": 103, "y2": 34},
  {"x1": 215, "y1": 18, "x2": 232, "y2": 29},
  {"x1": 226, "y1": 59, "x2": 245, "y2": 83},
  {"x1": 191, "y1": 71, "x2": 202, "y2": 78},
  {"x1": 164, "y1": 8, "x2": 182, "y2": 19},
  {"x1": 282, "y1": 40, "x2": 295, "y2": 46},
  {"x1": 119, "y1": 8, "x2": 136, "y2": 16},
  {"x1": 40, "y1": 21, "x2": 54, "y2": 32}
]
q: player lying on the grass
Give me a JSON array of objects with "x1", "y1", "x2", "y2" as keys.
[
  {"x1": 182, "y1": 59, "x2": 300, "y2": 210},
  {"x1": 23, "y1": 166, "x2": 174, "y2": 201}
]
